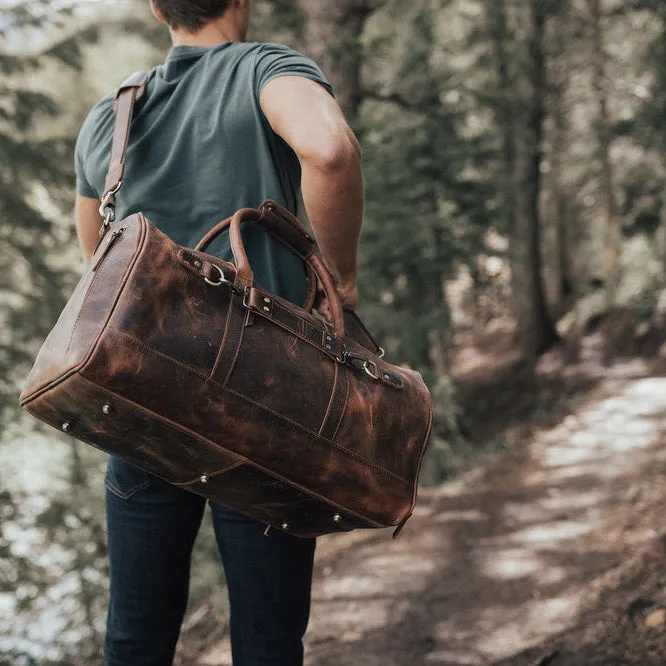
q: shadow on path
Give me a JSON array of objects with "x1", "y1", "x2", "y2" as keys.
[{"x1": 305, "y1": 371, "x2": 666, "y2": 666}]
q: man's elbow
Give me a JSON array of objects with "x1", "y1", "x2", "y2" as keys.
[{"x1": 306, "y1": 132, "x2": 361, "y2": 174}]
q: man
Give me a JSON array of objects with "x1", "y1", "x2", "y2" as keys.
[{"x1": 74, "y1": 0, "x2": 364, "y2": 663}]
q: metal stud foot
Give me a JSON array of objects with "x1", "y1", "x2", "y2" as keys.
[
  {"x1": 102, "y1": 404, "x2": 112, "y2": 415},
  {"x1": 333, "y1": 513, "x2": 343, "y2": 524},
  {"x1": 200, "y1": 475, "x2": 209, "y2": 484},
  {"x1": 62, "y1": 421, "x2": 71, "y2": 432}
]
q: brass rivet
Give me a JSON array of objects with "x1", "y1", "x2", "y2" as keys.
[
  {"x1": 384, "y1": 374, "x2": 390, "y2": 380},
  {"x1": 200, "y1": 475, "x2": 209, "y2": 484},
  {"x1": 193, "y1": 260, "x2": 202, "y2": 268},
  {"x1": 263, "y1": 306, "x2": 270, "y2": 312},
  {"x1": 333, "y1": 514, "x2": 343, "y2": 523},
  {"x1": 102, "y1": 404, "x2": 112, "y2": 415},
  {"x1": 62, "y1": 421, "x2": 71, "y2": 432},
  {"x1": 264, "y1": 297, "x2": 271, "y2": 304},
  {"x1": 325, "y1": 344, "x2": 331, "y2": 350},
  {"x1": 281, "y1": 522, "x2": 289, "y2": 530},
  {"x1": 326, "y1": 336, "x2": 332, "y2": 342}
]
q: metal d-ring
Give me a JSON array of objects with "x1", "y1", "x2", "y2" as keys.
[
  {"x1": 204, "y1": 264, "x2": 227, "y2": 287},
  {"x1": 363, "y1": 360, "x2": 380, "y2": 381},
  {"x1": 376, "y1": 347, "x2": 386, "y2": 359}
]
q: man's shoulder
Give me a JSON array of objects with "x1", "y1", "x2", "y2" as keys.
[{"x1": 76, "y1": 91, "x2": 115, "y2": 148}]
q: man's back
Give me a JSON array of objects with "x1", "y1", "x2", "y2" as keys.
[
  {"x1": 76, "y1": 42, "x2": 331, "y2": 303},
  {"x1": 72, "y1": 3, "x2": 365, "y2": 664}
]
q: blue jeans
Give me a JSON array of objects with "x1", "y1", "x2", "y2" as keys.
[{"x1": 104, "y1": 457, "x2": 316, "y2": 666}]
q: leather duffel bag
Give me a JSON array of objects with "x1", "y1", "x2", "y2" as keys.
[{"x1": 19, "y1": 72, "x2": 433, "y2": 538}]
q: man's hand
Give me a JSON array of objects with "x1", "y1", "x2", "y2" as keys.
[
  {"x1": 337, "y1": 281, "x2": 359, "y2": 311},
  {"x1": 260, "y1": 76, "x2": 364, "y2": 294}
]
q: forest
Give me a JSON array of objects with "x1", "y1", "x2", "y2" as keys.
[{"x1": 2, "y1": 0, "x2": 666, "y2": 664}]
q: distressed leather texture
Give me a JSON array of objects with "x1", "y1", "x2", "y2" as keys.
[{"x1": 19, "y1": 73, "x2": 433, "y2": 538}]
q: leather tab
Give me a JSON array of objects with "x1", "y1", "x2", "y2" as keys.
[
  {"x1": 112, "y1": 70, "x2": 149, "y2": 110},
  {"x1": 244, "y1": 286, "x2": 346, "y2": 360}
]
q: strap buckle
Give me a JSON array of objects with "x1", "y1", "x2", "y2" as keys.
[{"x1": 99, "y1": 181, "x2": 122, "y2": 227}]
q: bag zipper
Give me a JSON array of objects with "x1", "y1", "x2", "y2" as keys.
[{"x1": 92, "y1": 227, "x2": 125, "y2": 272}]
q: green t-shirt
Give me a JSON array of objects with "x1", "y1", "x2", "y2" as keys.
[{"x1": 75, "y1": 42, "x2": 333, "y2": 305}]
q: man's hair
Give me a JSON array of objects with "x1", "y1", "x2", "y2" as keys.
[{"x1": 153, "y1": 0, "x2": 233, "y2": 32}]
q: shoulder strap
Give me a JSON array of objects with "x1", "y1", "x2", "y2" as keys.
[{"x1": 99, "y1": 70, "x2": 150, "y2": 226}]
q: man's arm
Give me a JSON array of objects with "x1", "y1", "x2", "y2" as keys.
[
  {"x1": 260, "y1": 76, "x2": 364, "y2": 310},
  {"x1": 75, "y1": 194, "x2": 103, "y2": 262}
]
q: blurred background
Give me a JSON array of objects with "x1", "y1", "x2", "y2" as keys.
[{"x1": 2, "y1": 0, "x2": 666, "y2": 663}]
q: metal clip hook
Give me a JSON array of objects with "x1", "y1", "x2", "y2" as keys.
[{"x1": 99, "y1": 181, "x2": 122, "y2": 227}]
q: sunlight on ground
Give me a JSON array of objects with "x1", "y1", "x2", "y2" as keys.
[
  {"x1": 476, "y1": 597, "x2": 577, "y2": 657},
  {"x1": 304, "y1": 371, "x2": 666, "y2": 664},
  {"x1": 508, "y1": 520, "x2": 596, "y2": 545},
  {"x1": 434, "y1": 509, "x2": 487, "y2": 524}
]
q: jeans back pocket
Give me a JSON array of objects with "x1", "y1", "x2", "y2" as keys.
[{"x1": 105, "y1": 457, "x2": 151, "y2": 500}]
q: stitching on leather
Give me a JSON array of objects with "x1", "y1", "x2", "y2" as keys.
[
  {"x1": 214, "y1": 303, "x2": 247, "y2": 390},
  {"x1": 172, "y1": 460, "x2": 245, "y2": 486},
  {"x1": 76, "y1": 373, "x2": 247, "y2": 466},
  {"x1": 225, "y1": 386, "x2": 410, "y2": 485},
  {"x1": 238, "y1": 460, "x2": 387, "y2": 528},
  {"x1": 209, "y1": 294, "x2": 234, "y2": 379},
  {"x1": 108, "y1": 327, "x2": 213, "y2": 381},
  {"x1": 330, "y1": 366, "x2": 350, "y2": 443},
  {"x1": 318, "y1": 360, "x2": 339, "y2": 437},
  {"x1": 64, "y1": 270, "x2": 97, "y2": 356},
  {"x1": 262, "y1": 299, "x2": 335, "y2": 357}
]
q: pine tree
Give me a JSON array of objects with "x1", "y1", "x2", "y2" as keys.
[{"x1": 0, "y1": 3, "x2": 100, "y2": 422}]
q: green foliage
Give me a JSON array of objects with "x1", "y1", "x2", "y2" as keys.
[
  {"x1": 357, "y1": 0, "x2": 495, "y2": 374},
  {"x1": 0, "y1": 4, "x2": 97, "y2": 422}
]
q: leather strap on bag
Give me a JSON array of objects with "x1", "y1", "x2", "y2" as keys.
[
  {"x1": 227, "y1": 207, "x2": 348, "y2": 340},
  {"x1": 99, "y1": 70, "x2": 150, "y2": 227},
  {"x1": 195, "y1": 202, "x2": 320, "y2": 312}
]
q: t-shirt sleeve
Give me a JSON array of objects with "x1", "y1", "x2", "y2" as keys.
[
  {"x1": 74, "y1": 117, "x2": 98, "y2": 199},
  {"x1": 254, "y1": 43, "x2": 334, "y2": 98}
]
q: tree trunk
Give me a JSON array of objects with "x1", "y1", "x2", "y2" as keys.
[
  {"x1": 587, "y1": 0, "x2": 621, "y2": 304},
  {"x1": 487, "y1": 0, "x2": 515, "y2": 228},
  {"x1": 294, "y1": 0, "x2": 374, "y2": 120},
  {"x1": 550, "y1": 0, "x2": 574, "y2": 308},
  {"x1": 511, "y1": 0, "x2": 558, "y2": 358}
]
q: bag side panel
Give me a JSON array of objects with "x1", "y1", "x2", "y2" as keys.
[
  {"x1": 29, "y1": 373, "x2": 376, "y2": 537},
  {"x1": 20, "y1": 216, "x2": 146, "y2": 403},
  {"x1": 106, "y1": 226, "x2": 231, "y2": 375},
  {"x1": 82, "y1": 326, "x2": 412, "y2": 526},
  {"x1": 335, "y1": 364, "x2": 433, "y2": 486},
  {"x1": 26, "y1": 373, "x2": 242, "y2": 485},
  {"x1": 225, "y1": 313, "x2": 336, "y2": 433}
]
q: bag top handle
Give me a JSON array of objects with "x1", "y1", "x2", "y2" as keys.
[{"x1": 99, "y1": 70, "x2": 150, "y2": 226}]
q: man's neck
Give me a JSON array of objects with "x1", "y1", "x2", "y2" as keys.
[{"x1": 170, "y1": 19, "x2": 243, "y2": 47}]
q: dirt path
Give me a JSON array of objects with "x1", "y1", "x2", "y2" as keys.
[{"x1": 192, "y1": 363, "x2": 666, "y2": 665}]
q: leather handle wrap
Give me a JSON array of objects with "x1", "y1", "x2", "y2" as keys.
[
  {"x1": 194, "y1": 201, "x2": 319, "y2": 312},
  {"x1": 227, "y1": 207, "x2": 346, "y2": 340},
  {"x1": 195, "y1": 201, "x2": 316, "y2": 259}
]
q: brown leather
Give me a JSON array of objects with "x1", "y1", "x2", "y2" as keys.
[
  {"x1": 194, "y1": 203, "x2": 320, "y2": 313},
  {"x1": 19, "y1": 73, "x2": 433, "y2": 538},
  {"x1": 102, "y1": 71, "x2": 150, "y2": 219}
]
